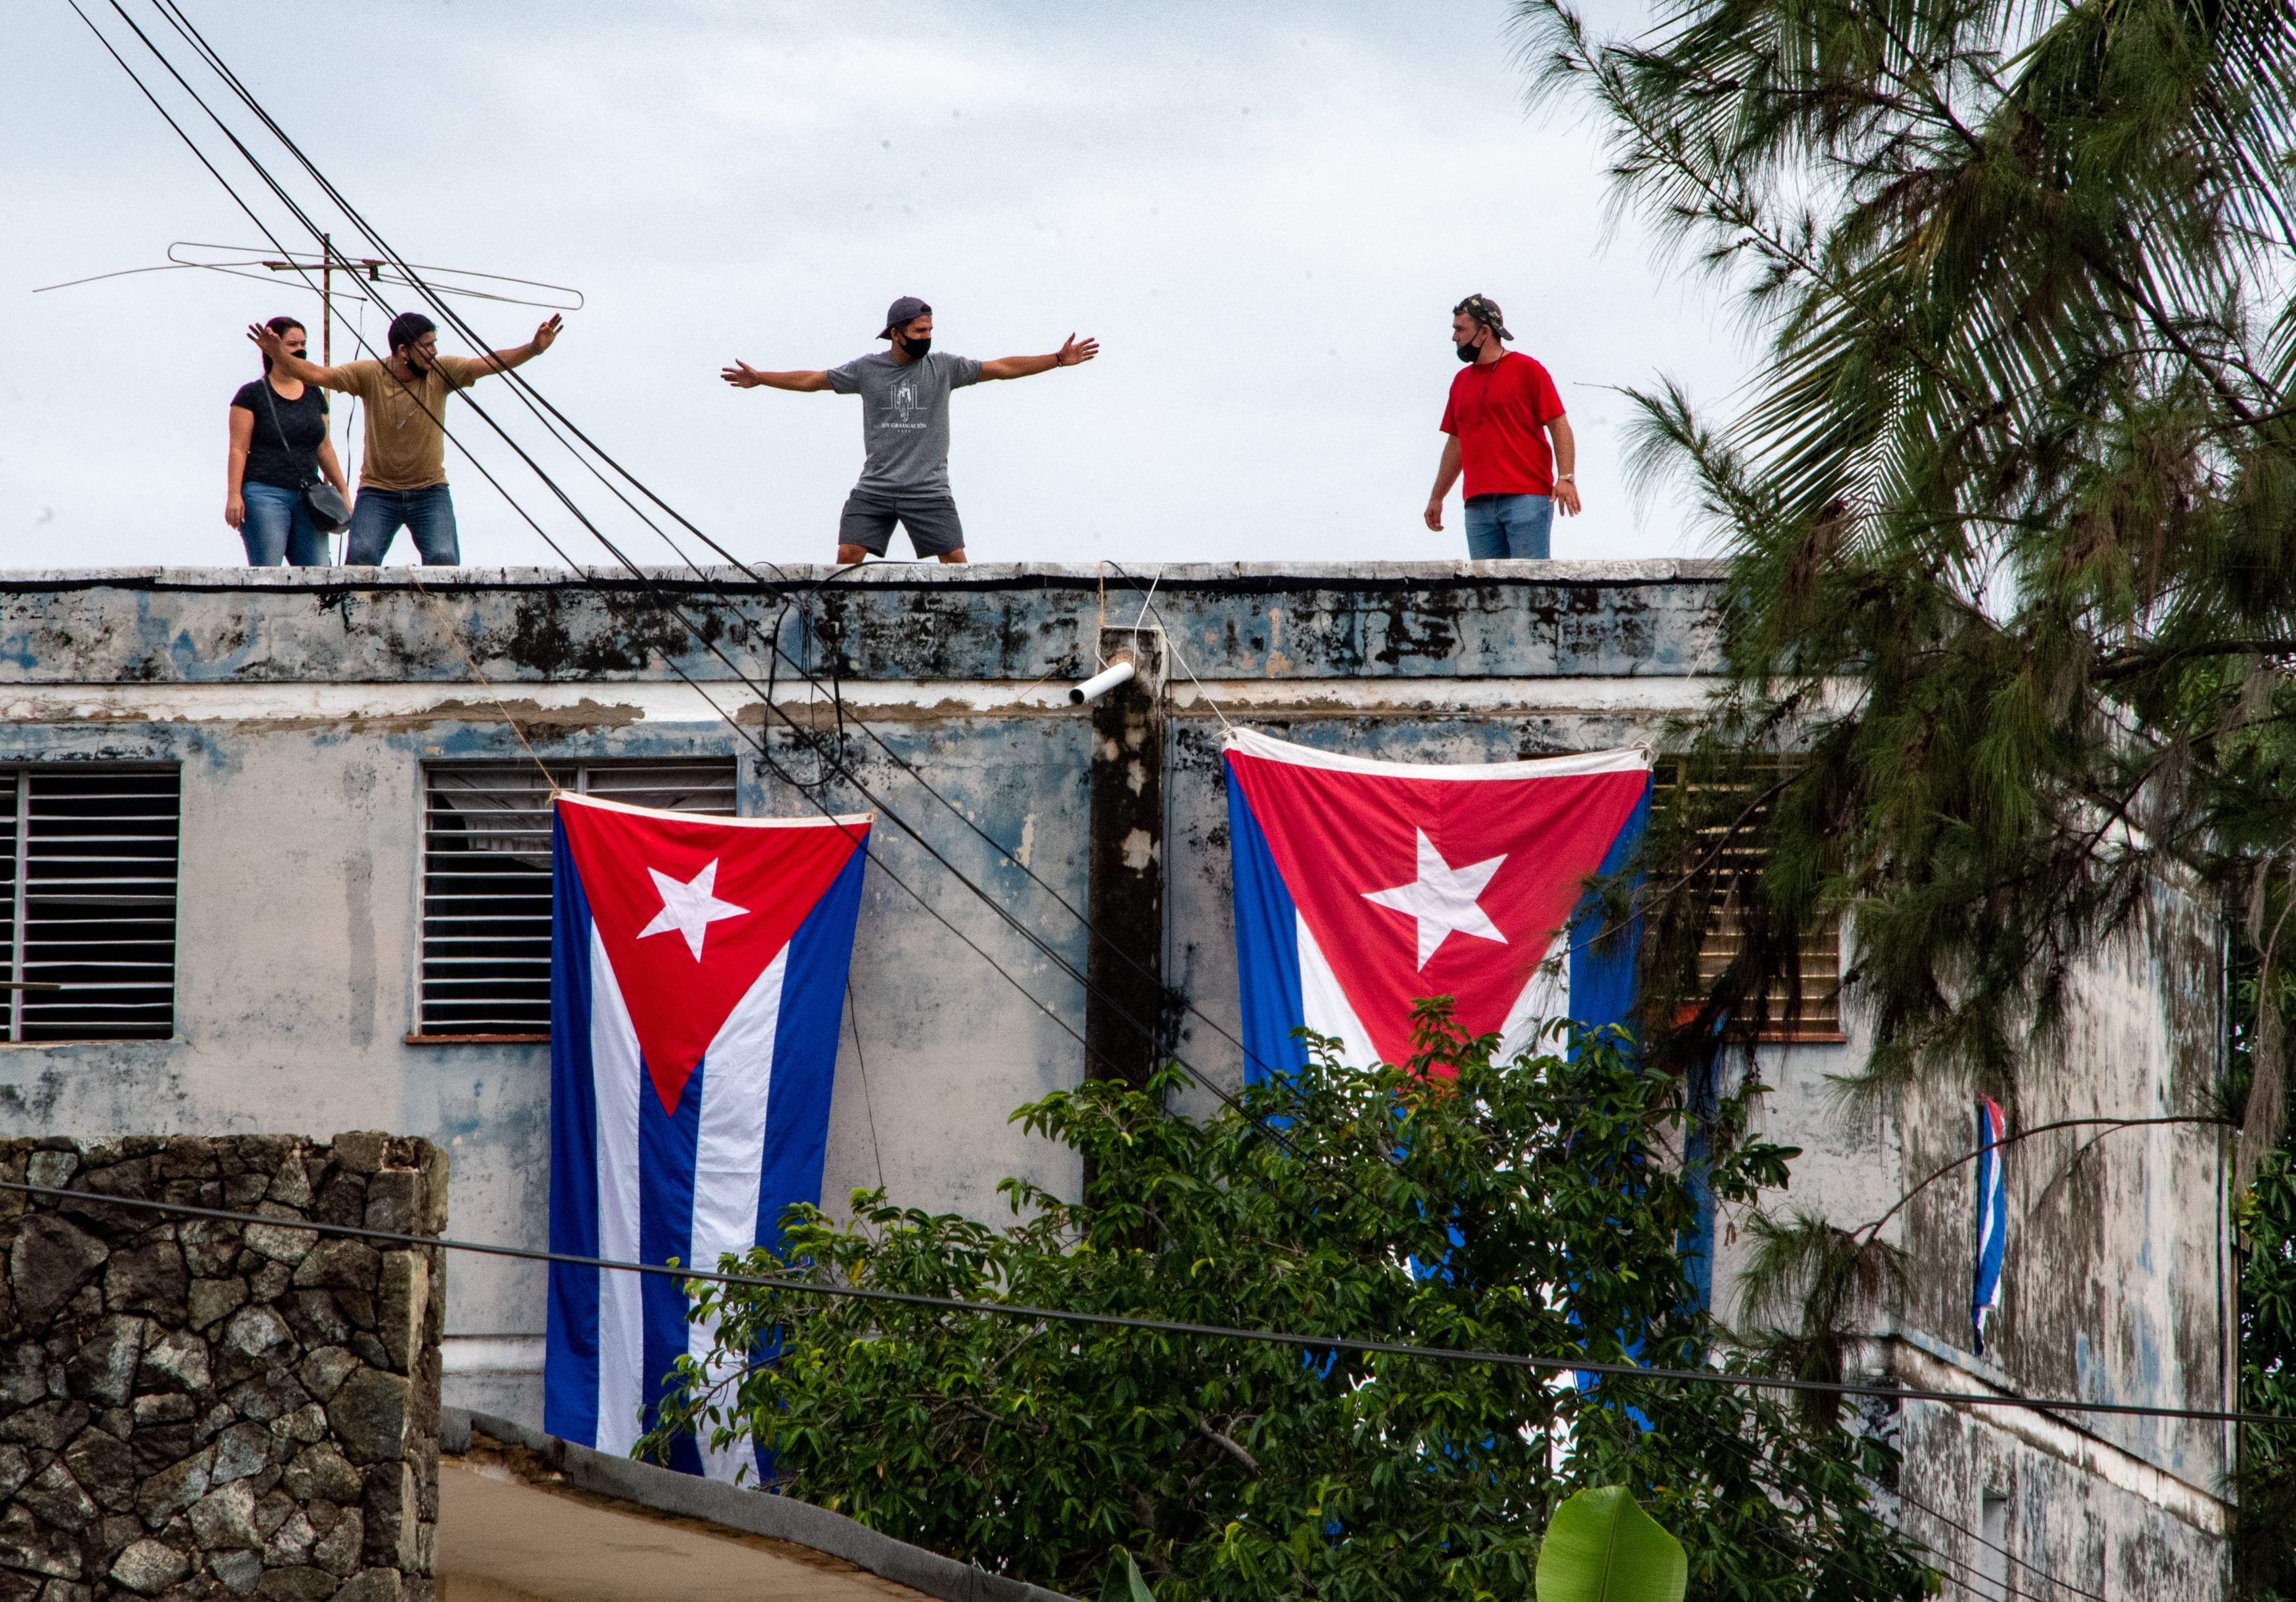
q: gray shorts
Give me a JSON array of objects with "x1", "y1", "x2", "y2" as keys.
[{"x1": 838, "y1": 491, "x2": 965, "y2": 558}]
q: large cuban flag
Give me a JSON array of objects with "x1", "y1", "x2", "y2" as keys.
[
  {"x1": 1224, "y1": 729, "x2": 1652, "y2": 1079},
  {"x1": 544, "y1": 792, "x2": 871, "y2": 1478}
]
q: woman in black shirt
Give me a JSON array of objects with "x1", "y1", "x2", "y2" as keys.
[{"x1": 226, "y1": 316, "x2": 350, "y2": 565}]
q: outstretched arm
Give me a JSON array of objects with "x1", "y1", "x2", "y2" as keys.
[
  {"x1": 722, "y1": 361, "x2": 832, "y2": 392},
  {"x1": 246, "y1": 323, "x2": 332, "y2": 388},
  {"x1": 981, "y1": 333, "x2": 1098, "y2": 381},
  {"x1": 466, "y1": 314, "x2": 564, "y2": 378}
]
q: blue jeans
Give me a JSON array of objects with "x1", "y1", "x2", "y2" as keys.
[
  {"x1": 346, "y1": 485, "x2": 460, "y2": 565},
  {"x1": 1464, "y1": 493, "x2": 1553, "y2": 560},
  {"x1": 240, "y1": 482, "x2": 333, "y2": 567}
]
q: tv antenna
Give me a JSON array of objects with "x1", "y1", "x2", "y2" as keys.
[{"x1": 35, "y1": 237, "x2": 583, "y2": 365}]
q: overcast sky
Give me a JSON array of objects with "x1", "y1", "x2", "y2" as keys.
[{"x1": 2, "y1": 0, "x2": 1751, "y2": 571}]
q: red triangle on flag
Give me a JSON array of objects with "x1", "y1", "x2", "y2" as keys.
[
  {"x1": 1225, "y1": 734, "x2": 1648, "y2": 1067},
  {"x1": 556, "y1": 794, "x2": 869, "y2": 1114}
]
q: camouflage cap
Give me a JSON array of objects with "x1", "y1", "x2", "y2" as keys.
[{"x1": 1452, "y1": 293, "x2": 1514, "y2": 340}]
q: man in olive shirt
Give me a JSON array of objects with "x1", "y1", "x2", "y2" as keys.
[{"x1": 249, "y1": 310, "x2": 563, "y2": 564}]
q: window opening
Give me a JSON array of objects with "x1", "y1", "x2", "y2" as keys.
[
  {"x1": 1656, "y1": 763, "x2": 1843, "y2": 1042},
  {"x1": 417, "y1": 761, "x2": 737, "y2": 1038},
  {"x1": 1975, "y1": 1489, "x2": 2013, "y2": 1601},
  {"x1": 0, "y1": 766, "x2": 181, "y2": 1042}
]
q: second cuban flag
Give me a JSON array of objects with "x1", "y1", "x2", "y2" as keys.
[
  {"x1": 544, "y1": 792, "x2": 870, "y2": 1478},
  {"x1": 1224, "y1": 728, "x2": 1652, "y2": 1080}
]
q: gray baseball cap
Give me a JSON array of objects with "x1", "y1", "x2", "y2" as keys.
[{"x1": 878, "y1": 295, "x2": 932, "y2": 338}]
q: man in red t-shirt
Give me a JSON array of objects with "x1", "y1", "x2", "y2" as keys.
[{"x1": 1424, "y1": 293, "x2": 1580, "y2": 558}]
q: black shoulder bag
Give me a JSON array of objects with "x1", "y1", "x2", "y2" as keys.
[{"x1": 258, "y1": 380, "x2": 352, "y2": 533}]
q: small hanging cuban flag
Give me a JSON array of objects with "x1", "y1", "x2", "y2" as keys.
[
  {"x1": 544, "y1": 792, "x2": 871, "y2": 1479},
  {"x1": 1972, "y1": 1095, "x2": 2009, "y2": 1355},
  {"x1": 1223, "y1": 728, "x2": 1653, "y2": 1079}
]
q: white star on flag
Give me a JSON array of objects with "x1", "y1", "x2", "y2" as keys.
[
  {"x1": 1361, "y1": 830, "x2": 1509, "y2": 968},
  {"x1": 637, "y1": 859, "x2": 750, "y2": 960}
]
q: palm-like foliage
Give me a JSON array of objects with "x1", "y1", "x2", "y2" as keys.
[
  {"x1": 1525, "y1": 1, "x2": 2296, "y2": 1590},
  {"x1": 1521, "y1": 0, "x2": 2296, "y2": 1157}
]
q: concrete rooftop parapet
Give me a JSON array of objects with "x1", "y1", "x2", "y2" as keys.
[
  {"x1": 0, "y1": 560, "x2": 1729, "y2": 686},
  {"x1": 0, "y1": 560, "x2": 1729, "y2": 589}
]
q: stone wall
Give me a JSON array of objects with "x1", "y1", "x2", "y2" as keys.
[{"x1": 0, "y1": 1134, "x2": 446, "y2": 1602}]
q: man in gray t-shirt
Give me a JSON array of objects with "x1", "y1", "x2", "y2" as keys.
[{"x1": 722, "y1": 295, "x2": 1099, "y2": 564}]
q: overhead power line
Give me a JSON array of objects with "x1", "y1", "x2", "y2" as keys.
[
  {"x1": 1, "y1": 1179, "x2": 2284, "y2": 1431},
  {"x1": 41, "y1": 38, "x2": 2291, "y2": 1601},
  {"x1": 70, "y1": 0, "x2": 1291, "y2": 1151},
  {"x1": 133, "y1": 0, "x2": 1294, "y2": 1093},
  {"x1": 1894, "y1": 1485, "x2": 2102, "y2": 1602}
]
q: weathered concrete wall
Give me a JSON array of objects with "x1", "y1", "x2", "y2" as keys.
[
  {"x1": 0, "y1": 563, "x2": 1723, "y2": 1427},
  {"x1": 1874, "y1": 1386, "x2": 2232, "y2": 1597},
  {"x1": 1877, "y1": 1351, "x2": 2230, "y2": 1601},
  {"x1": 0, "y1": 564, "x2": 2234, "y2": 1588},
  {"x1": 1708, "y1": 895, "x2": 2234, "y2": 1595},
  {"x1": 0, "y1": 563, "x2": 1723, "y2": 688},
  {"x1": 1893, "y1": 892, "x2": 2230, "y2": 1490},
  {"x1": 0, "y1": 1133, "x2": 445, "y2": 1601}
]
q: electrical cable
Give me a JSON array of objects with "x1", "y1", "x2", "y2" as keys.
[
  {"x1": 1902, "y1": 1538, "x2": 2021, "y2": 1602},
  {"x1": 1894, "y1": 1485, "x2": 2102, "y2": 1602},
  {"x1": 83, "y1": 4, "x2": 2239, "y2": 1412},
  {"x1": 1, "y1": 1178, "x2": 2285, "y2": 1431},
  {"x1": 140, "y1": 0, "x2": 1295, "y2": 1090},
  {"x1": 68, "y1": 0, "x2": 1196, "y2": 1132},
  {"x1": 83, "y1": 0, "x2": 1252, "y2": 1134},
  {"x1": 47, "y1": 16, "x2": 2296, "y2": 1517},
  {"x1": 1858, "y1": 1115, "x2": 2232, "y2": 1249},
  {"x1": 844, "y1": 977, "x2": 887, "y2": 1193},
  {"x1": 1102, "y1": 560, "x2": 1239, "y2": 736}
]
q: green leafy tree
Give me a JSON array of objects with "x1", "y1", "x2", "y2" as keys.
[
  {"x1": 2234, "y1": 961, "x2": 2296, "y2": 1598},
  {"x1": 2236, "y1": 1142, "x2": 2296, "y2": 1599},
  {"x1": 646, "y1": 1010, "x2": 1928, "y2": 1602}
]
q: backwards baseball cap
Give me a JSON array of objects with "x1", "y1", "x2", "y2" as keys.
[
  {"x1": 1453, "y1": 293, "x2": 1513, "y2": 340},
  {"x1": 878, "y1": 295, "x2": 932, "y2": 338}
]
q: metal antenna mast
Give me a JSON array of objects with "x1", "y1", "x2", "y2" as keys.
[{"x1": 35, "y1": 237, "x2": 584, "y2": 503}]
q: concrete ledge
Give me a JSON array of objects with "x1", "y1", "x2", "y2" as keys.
[
  {"x1": 1863, "y1": 1332, "x2": 2230, "y2": 1534},
  {"x1": 0, "y1": 558, "x2": 1727, "y2": 686},
  {"x1": 0, "y1": 558, "x2": 1727, "y2": 593},
  {"x1": 442, "y1": 1407, "x2": 1078, "y2": 1602},
  {"x1": 440, "y1": 1335, "x2": 546, "y2": 1376}
]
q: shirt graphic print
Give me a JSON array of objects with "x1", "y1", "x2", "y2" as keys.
[{"x1": 825, "y1": 350, "x2": 984, "y2": 497}]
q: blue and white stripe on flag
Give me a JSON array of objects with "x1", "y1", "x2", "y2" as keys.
[
  {"x1": 544, "y1": 792, "x2": 870, "y2": 1479},
  {"x1": 1972, "y1": 1095, "x2": 2008, "y2": 1355}
]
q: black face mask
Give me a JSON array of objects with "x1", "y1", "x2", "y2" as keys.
[
  {"x1": 898, "y1": 334, "x2": 932, "y2": 359},
  {"x1": 1456, "y1": 338, "x2": 1482, "y2": 363}
]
